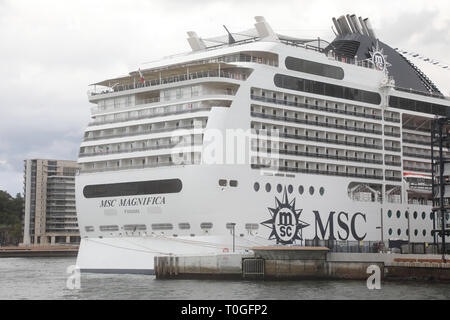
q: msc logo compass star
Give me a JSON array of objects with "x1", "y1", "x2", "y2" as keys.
[
  {"x1": 261, "y1": 188, "x2": 310, "y2": 245},
  {"x1": 369, "y1": 41, "x2": 391, "y2": 71}
]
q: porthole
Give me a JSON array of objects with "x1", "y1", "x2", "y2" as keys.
[
  {"x1": 277, "y1": 184, "x2": 283, "y2": 193},
  {"x1": 230, "y1": 180, "x2": 238, "y2": 187},
  {"x1": 397, "y1": 229, "x2": 401, "y2": 236},
  {"x1": 414, "y1": 229, "x2": 418, "y2": 236},
  {"x1": 430, "y1": 212, "x2": 434, "y2": 220},
  {"x1": 387, "y1": 210, "x2": 392, "y2": 218},
  {"x1": 413, "y1": 211, "x2": 418, "y2": 220},
  {"x1": 396, "y1": 210, "x2": 401, "y2": 219},
  {"x1": 309, "y1": 186, "x2": 315, "y2": 195},
  {"x1": 299, "y1": 185, "x2": 304, "y2": 195},
  {"x1": 265, "y1": 183, "x2": 271, "y2": 192},
  {"x1": 319, "y1": 187, "x2": 325, "y2": 196},
  {"x1": 254, "y1": 182, "x2": 260, "y2": 192},
  {"x1": 288, "y1": 185, "x2": 293, "y2": 194},
  {"x1": 422, "y1": 212, "x2": 426, "y2": 220},
  {"x1": 406, "y1": 229, "x2": 409, "y2": 236},
  {"x1": 405, "y1": 211, "x2": 409, "y2": 219},
  {"x1": 423, "y1": 230, "x2": 427, "y2": 237},
  {"x1": 219, "y1": 179, "x2": 227, "y2": 187},
  {"x1": 388, "y1": 228, "x2": 393, "y2": 236}
]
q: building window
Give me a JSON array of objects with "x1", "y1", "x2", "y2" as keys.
[
  {"x1": 274, "y1": 74, "x2": 381, "y2": 105},
  {"x1": 179, "y1": 223, "x2": 190, "y2": 230},
  {"x1": 99, "y1": 225, "x2": 119, "y2": 232},
  {"x1": 83, "y1": 179, "x2": 182, "y2": 198},
  {"x1": 201, "y1": 223, "x2": 213, "y2": 230},
  {"x1": 230, "y1": 180, "x2": 238, "y2": 187},
  {"x1": 124, "y1": 224, "x2": 147, "y2": 231},
  {"x1": 152, "y1": 224, "x2": 173, "y2": 231}
]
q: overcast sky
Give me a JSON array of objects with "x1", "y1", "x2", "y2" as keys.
[{"x1": 0, "y1": 0, "x2": 449, "y2": 196}]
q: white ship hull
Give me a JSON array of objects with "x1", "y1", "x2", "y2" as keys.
[{"x1": 75, "y1": 165, "x2": 434, "y2": 274}]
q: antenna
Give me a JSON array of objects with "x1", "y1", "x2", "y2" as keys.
[{"x1": 223, "y1": 25, "x2": 236, "y2": 44}]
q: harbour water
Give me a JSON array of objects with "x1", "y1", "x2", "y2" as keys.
[{"x1": 0, "y1": 257, "x2": 449, "y2": 300}]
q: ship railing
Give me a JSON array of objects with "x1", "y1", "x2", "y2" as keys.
[
  {"x1": 403, "y1": 152, "x2": 431, "y2": 160},
  {"x1": 88, "y1": 106, "x2": 212, "y2": 127},
  {"x1": 251, "y1": 95, "x2": 383, "y2": 121},
  {"x1": 384, "y1": 146, "x2": 401, "y2": 152},
  {"x1": 91, "y1": 91, "x2": 235, "y2": 115},
  {"x1": 402, "y1": 138, "x2": 430, "y2": 146},
  {"x1": 384, "y1": 116, "x2": 401, "y2": 123},
  {"x1": 83, "y1": 123, "x2": 206, "y2": 142},
  {"x1": 80, "y1": 160, "x2": 200, "y2": 173},
  {"x1": 384, "y1": 131, "x2": 401, "y2": 138},
  {"x1": 89, "y1": 70, "x2": 248, "y2": 97},
  {"x1": 403, "y1": 166, "x2": 432, "y2": 173},
  {"x1": 252, "y1": 147, "x2": 384, "y2": 165},
  {"x1": 253, "y1": 130, "x2": 383, "y2": 150},
  {"x1": 385, "y1": 161, "x2": 402, "y2": 167},
  {"x1": 251, "y1": 164, "x2": 384, "y2": 180},
  {"x1": 251, "y1": 112, "x2": 383, "y2": 135},
  {"x1": 79, "y1": 141, "x2": 202, "y2": 158}
]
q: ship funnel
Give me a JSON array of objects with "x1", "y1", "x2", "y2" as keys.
[
  {"x1": 358, "y1": 16, "x2": 370, "y2": 36},
  {"x1": 332, "y1": 14, "x2": 377, "y2": 39},
  {"x1": 254, "y1": 16, "x2": 279, "y2": 41},
  {"x1": 363, "y1": 18, "x2": 377, "y2": 39},
  {"x1": 349, "y1": 14, "x2": 362, "y2": 34},
  {"x1": 332, "y1": 17, "x2": 343, "y2": 36},
  {"x1": 346, "y1": 14, "x2": 358, "y2": 34},
  {"x1": 336, "y1": 15, "x2": 352, "y2": 35},
  {"x1": 187, "y1": 31, "x2": 206, "y2": 51}
]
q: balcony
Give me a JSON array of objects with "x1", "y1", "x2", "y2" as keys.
[
  {"x1": 251, "y1": 95, "x2": 383, "y2": 121},
  {"x1": 83, "y1": 122, "x2": 207, "y2": 142},
  {"x1": 254, "y1": 148, "x2": 383, "y2": 166},
  {"x1": 253, "y1": 129, "x2": 383, "y2": 150},
  {"x1": 251, "y1": 164, "x2": 384, "y2": 181},
  {"x1": 89, "y1": 70, "x2": 248, "y2": 97},
  {"x1": 89, "y1": 105, "x2": 213, "y2": 127},
  {"x1": 79, "y1": 141, "x2": 202, "y2": 158},
  {"x1": 251, "y1": 112, "x2": 382, "y2": 135}
]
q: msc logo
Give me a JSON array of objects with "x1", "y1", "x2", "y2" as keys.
[
  {"x1": 373, "y1": 52, "x2": 386, "y2": 71},
  {"x1": 261, "y1": 188, "x2": 309, "y2": 244},
  {"x1": 369, "y1": 41, "x2": 390, "y2": 72}
]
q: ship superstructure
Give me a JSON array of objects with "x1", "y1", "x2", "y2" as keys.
[{"x1": 75, "y1": 16, "x2": 450, "y2": 274}]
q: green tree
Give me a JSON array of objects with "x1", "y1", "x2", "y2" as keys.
[{"x1": 0, "y1": 190, "x2": 24, "y2": 245}]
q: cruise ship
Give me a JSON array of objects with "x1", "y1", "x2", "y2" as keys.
[{"x1": 75, "y1": 15, "x2": 450, "y2": 274}]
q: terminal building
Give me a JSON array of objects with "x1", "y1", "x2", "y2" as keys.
[{"x1": 23, "y1": 159, "x2": 80, "y2": 245}]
